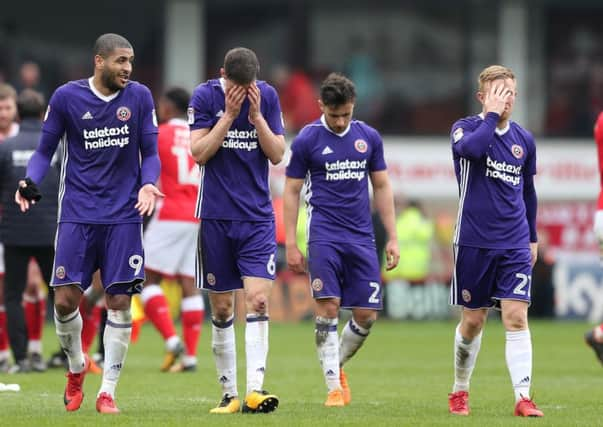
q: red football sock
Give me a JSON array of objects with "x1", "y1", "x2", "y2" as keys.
[
  {"x1": 182, "y1": 309, "x2": 204, "y2": 356},
  {"x1": 144, "y1": 291, "x2": 177, "y2": 340},
  {"x1": 80, "y1": 300, "x2": 101, "y2": 353},
  {"x1": 24, "y1": 298, "x2": 45, "y2": 341},
  {"x1": 0, "y1": 307, "x2": 8, "y2": 351},
  {"x1": 37, "y1": 298, "x2": 47, "y2": 340}
]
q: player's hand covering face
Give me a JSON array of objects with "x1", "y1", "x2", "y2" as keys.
[
  {"x1": 224, "y1": 85, "x2": 246, "y2": 120},
  {"x1": 481, "y1": 79, "x2": 516, "y2": 120},
  {"x1": 136, "y1": 183, "x2": 165, "y2": 216},
  {"x1": 247, "y1": 83, "x2": 262, "y2": 125}
]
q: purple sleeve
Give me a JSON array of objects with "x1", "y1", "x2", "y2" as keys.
[
  {"x1": 27, "y1": 130, "x2": 61, "y2": 184},
  {"x1": 368, "y1": 128, "x2": 386, "y2": 172},
  {"x1": 263, "y1": 85, "x2": 284, "y2": 136},
  {"x1": 451, "y1": 112, "x2": 499, "y2": 160},
  {"x1": 286, "y1": 135, "x2": 309, "y2": 179},
  {"x1": 189, "y1": 85, "x2": 215, "y2": 131},
  {"x1": 525, "y1": 134, "x2": 537, "y2": 175},
  {"x1": 524, "y1": 139, "x2": 537, "y2": 242},
  {"x1": 141, "y1": 85, "x2": 159, "y2": 135},
  {"x1": 523, "y1": 173, "x2": 538, "y2": 242},
  {"x1": 139, "y1": 85, "x2": 160, "y2": 185},
  {"x1": 42, "y1": 89, "x2": 66, "y2": 136},
  {"x1": 140, "y1": 132, "x2": 160, "y2": 186}
]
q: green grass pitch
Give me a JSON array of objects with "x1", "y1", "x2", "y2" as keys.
[{"x1": 0, "y1": 319, "x2": 600, "y2": 426}]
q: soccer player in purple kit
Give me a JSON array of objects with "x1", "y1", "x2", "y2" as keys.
[
  {"x1": 447, "y1": 65, "x2": 543, "y2": 417},
  {"x1": 188, "y1": 47, "x2": 285, "y2": 414},
  {"x1": 14, "y1": 33, "x2": 162, "y2": 414},
  {"x1": 283, "y1": 73, "x2": 399, "y2": 407}
]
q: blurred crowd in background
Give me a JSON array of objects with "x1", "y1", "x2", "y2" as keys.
[{"x1": 0, "y1": 0, "x2": 602, "y2": 137}]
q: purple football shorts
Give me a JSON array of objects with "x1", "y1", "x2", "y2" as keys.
[
  {"x1": 196, "y1": 219, "x2": 276, "y2": 291},
  {"x1": 51, "y1": 222, "x2": 144, "y2": 295},
  {"x1": 307, "y1": 241, "x2": 382, "y2": 310},
  {"x1": 450, "y1": 245, "x2": 532, "y2": 309}
]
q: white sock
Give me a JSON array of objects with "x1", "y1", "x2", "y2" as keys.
[
  {"x1": 54, "y1": 308, "x2": 85, "y2": 373},
  {"x1": 182, "y1": 354, "x2": 197, "y2": 366},
  {"x1": 506, "y1": 329, "x2": 532, "y2": 401},
  {"x1": 246, "y1": 314, "x2": 269, "y2": 395},
  {"x1": 140, "y1": 283, "x2": 162, "y2": 304},
  {"x1": 212, "y1": 316, "x2": 237, "y2": 397},
  {"x1": 99, "y1": 309, "x2": 132, "y2": 398},
  {"x1": 453, "y1": 324, "x2": 482, "y2": 392},
  {"x1": 339, "y1": 318, "x2": 371, "y2": 366},
  {"x1": 316, "y1": 317, "x2": 340, "y2": 392},
  {"x1": 27, "y1": 340, "x2": 42, "y2": 354},
  {"x1": 166, "y1": 335, "x2": 181, "y2": 352}
]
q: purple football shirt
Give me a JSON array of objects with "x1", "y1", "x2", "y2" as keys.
[
  {"x1": 29, "y1": 78, "x2": 158, "y2": 224},
  {"x1": 188, "y1": 78, "x2": 284, "y2": 221},
  {"x1": 286, "y1": 116, "x2": 387, "y2": 244},
  {"x1": 451, "y1": 113, "x2": 537, "y2": 249}
]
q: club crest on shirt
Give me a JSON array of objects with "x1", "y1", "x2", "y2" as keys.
[
  {"x1": 206, "y1": 273, "x2": 216, "y2": 286},
  {"x1": 311, "y1": 278, "x2": 323, "y2": 292},
  {"x1": 55, "y1": 266, "x2": 66, "y2": 280},
  {"x1": 116, "y1": 106, "x2": 131, "y2": 122},
  {"x1": 461, "y1": 289, "x2": 471, "y2": 303},
  {"x1": 354, "y1": 139, "x2": 368, "y2": 153},
  {"x1": 511, "y1": 144, "x2": 524, "y2": 159}
]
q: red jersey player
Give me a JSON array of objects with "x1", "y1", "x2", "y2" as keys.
[
  {"x1": 586, "y1": 111, "x2": 603, "y2": 365},
  {"x1": 141, "y1": 87, "x2": 204, "y2": 372}
]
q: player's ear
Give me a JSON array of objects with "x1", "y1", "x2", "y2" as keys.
[
  {"x1": 318, "y1": 99, "x2": 325, "y2": 113},
  {"x1": 94, "y1": 54, "x2": 104, "y2": 70},
  {"x1": 220, "y1": 68, "x2": 226, "y2": 79},
  {"x1": 475, "y1": 91, "x2": 484, "y2": 104}
]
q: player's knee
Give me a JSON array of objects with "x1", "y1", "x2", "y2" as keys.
[
  {"x1": 54, "y1": 298, "x2": 77, "y2": 316},
  {"x1": 246, "y1": 292, "x2": 268, "y2": 315},
  {"x1": 503, "y1": 310, "x2": 528, "y2": 331},
  {"x1": 211, "y1": 301, "x2": 234, "y2": 321},
  {"x1": 317, "y1": 300, "x2": 340, "y2": 319},
  {"x1": 54, "y1": 289, "x2": 80, "y2": 315},
  {"x1": 354, "y1": 313, "x2": 377, "y2": 330},
  {"x1": 461, "y1": 316, "x2": 485, "y2": 336}
]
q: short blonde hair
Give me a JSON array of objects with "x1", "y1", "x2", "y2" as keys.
[
  {"x1": 478, "y1": 65, "x2": 515, "y2": 92},
  {"x1": 0, "y1": 83, "x2": 17, "y2": 101}
]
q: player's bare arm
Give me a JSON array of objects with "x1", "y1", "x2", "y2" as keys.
[
  {"x1": 247, "y1": 83, "x2": 285, "y2": 165},
  {"x1": 190, "y1": 85, "x2": 246, "y2": 164},
  {"x1": 529, "y1": 242, "x2": 538, "y2": 267},
  {"x1": 370, "y1": 170, "x2": 399, "y2": 270},
  {"x1": 135, "y1": 183, "x2": 164, "y2": 216},
  {"x1": 283, "y1": 177, "x2": 305, "y2": 273}
]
